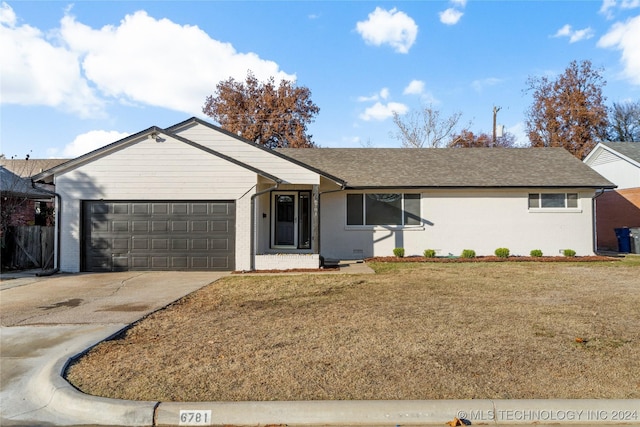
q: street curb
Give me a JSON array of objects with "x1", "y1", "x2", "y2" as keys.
[
  {"x1": 32, "y1": 325, "x2": 157, "y2": 426},
  {"x1": 155, "y1": 399, "x2": 640, "y2": 426}
]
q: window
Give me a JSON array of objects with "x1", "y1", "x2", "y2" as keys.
[
  {"x1": 347, "y1": 193, "x2": 421, "y2": 226},
  {"x1": 528, "y1": 193, "x2": 579, "y2": 209}
]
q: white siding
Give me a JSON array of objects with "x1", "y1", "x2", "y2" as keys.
[
  {"x1": 319, "y1": 189, "x2": 596, "y2": 259},
  {"x1": 588, "y1": 157, "x2": 640, "y2": 190},
  {"x1": 585, "y1": 146, "x2": 640, "y2": 190},
  {"x1": 56, "y1": 135, "x2": 258, "y2": 272},
  {"x1": 174, "y1": 123, "x2": 321, "y2": 185}
]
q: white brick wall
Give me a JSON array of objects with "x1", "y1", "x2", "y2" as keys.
[
  {"x1": 254, "y1": 254, "x2": 320, "y2": 270},
  {"x1": 235, "y1": 191, "x2": 253, "y2": 271}
]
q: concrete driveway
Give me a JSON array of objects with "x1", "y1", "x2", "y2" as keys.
[{"x1": 0, "y1": 270, "x2": 228, "y2": 426}]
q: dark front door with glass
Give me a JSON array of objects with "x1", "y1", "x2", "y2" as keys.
[{"x1": 272, "y1": 192, "x2": 311, "y2": 249}]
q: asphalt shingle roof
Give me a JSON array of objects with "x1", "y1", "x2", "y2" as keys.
[
  {"x1": 0, "y1": 159, "x2": 69, "y2": 178},
  {"x1": 276, "y1": 147, "x2": 615, "y2": 188}
]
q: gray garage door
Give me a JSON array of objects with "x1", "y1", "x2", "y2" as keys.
[{"x1": 83, "y1": 201, "x2": 235, "y2": 271}]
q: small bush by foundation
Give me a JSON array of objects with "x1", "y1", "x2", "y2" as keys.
[
  {"x1": 461, "y1": 249, "x2": 476, "y2": 258},
  {"x1": 495, "y1": 248, "x2": 510, "y2": 258},
  {"x1": 423, "y1": 249, "x2": 436, "y2": 258}
]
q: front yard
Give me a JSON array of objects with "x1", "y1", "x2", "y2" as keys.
[{"x1": 66, "y1": 258, "x2": 640, "y2": 402}]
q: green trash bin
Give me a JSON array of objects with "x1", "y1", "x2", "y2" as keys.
[{"x1": 630, "y1": 228, "x2": 640, "y2": 254}]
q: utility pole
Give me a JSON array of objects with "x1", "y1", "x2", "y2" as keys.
[{"x1": 492, "y1": 105, "x2": 501, "y2": 144}]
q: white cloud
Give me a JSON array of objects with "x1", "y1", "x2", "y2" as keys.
[
  {"x1": 439, "y1": 8, "x2": 464, "y2": 25},
  {"x1": 359, "y1": 101, "x2": 408, "y2": 121},
  {"x1": 403, "y1": 80, "x2": 425, "y2": 95},
  {"x1": 600, "y1": 0, "x2": 617, "y2": 18},
  {"x1": 598, "y1": 15, "x2": 640, "y2": 85},
  {"x1": 507, "y1": 122, "x2": 529, "y2": 147},
  {"x1": 552, "y1": 24, "x2": 594, "y2": 43},
  {"x1": 356, "y1": 7, "x2": 418, "y2": 54},
  {"x1": 0, "y1": 4, "x2": 294, "y2": 118},
  {"x1": 61, "y1": 130, "x2": 131, "y2": 157},
  {"x1": 59, "y1": 10, "x2": 293, "y2": 115},
  {"x1": 451, "y1": 0, "x2": 468, "y2": 6},
  {"x1": 600, "y1": 0, "x2": 640, "y2": 19},
  {"x1": 0, "y1": 3, "x2": 105, "y2": 117},
  {"x1": 471, "y1": 77, "x2": 502, "y2": 92},
  {"x1": 0, "y1": 1, "x2": 15, "y2": 25},
  {"x1": 357, "y1": 87, "x2": 390, "y2": 102}
]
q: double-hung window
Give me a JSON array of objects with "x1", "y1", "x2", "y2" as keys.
[
  {"x1": 347, "y1": 193, "x2": 421, "y2": 226},
  {"x1": 528, "y1": 193, "x2": 579, "y2": 209}
]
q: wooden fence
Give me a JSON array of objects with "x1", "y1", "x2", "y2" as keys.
[{"x1": 1, "y1": 226, "x2": 55, "y2": 270}]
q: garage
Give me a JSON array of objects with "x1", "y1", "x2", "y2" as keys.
[{"x1": 82, "y1": 201, "x2": 235, "y2": 271}]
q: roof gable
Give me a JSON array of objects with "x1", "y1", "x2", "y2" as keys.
[
  {"x1": 584, "y1": 142, "x2": 640, "y2": 168},
  {"x1": 276, "y1": 147, "x2": 615, "y2": 189},
  {"x1": 32, "y1": 126, "x2": 282, "y2": 184}
]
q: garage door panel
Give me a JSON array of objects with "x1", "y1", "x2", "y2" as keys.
[
  {"x1": 113, "y1": 204, "x2": 129, "y2": 214},
  {"x1": 152, "y1": 239, "x2": 169, "y2": 250},
  {"x1": 192, "y1": 204, "x2": 208, "y2": 215},
  {"x1": 211, "y1": 220, "x2": 229, "y2": 232},
  {"x1": 132, "y1": 221, "x2": 149, "y2": 232},
  {"x1": 113, "y1": 221, "x2": 129, "y2": 232},
  {"x1": 83, "y1": 201, "x2": 235, "y2": 271},
  {"x1": 152, "y1": 204, "x2": 169, "y2": 214},
  {"x1": 192, "y1": 221, "x2": 208, "y2": 232},
  {"x1": 172, "y1": 221, "x2": 188, "y2": 232}
]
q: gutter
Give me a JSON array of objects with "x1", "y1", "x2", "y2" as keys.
[
  {"x1": 30, "y1": 180, "x2": 61, "y2": 275},
  {"x1": 250, "y1": 180, "x2": 281, "y2": 271}
]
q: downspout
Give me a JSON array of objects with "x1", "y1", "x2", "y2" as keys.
[
  {"x1": 250, "y1": 180, "x2": 281, "y2": 271},
  {"x1": 30, "y1": 180, "x2": 61, "y2": 275},
  {"x1": 592, "y1": 188, "x2": 607, "y2": 255}
]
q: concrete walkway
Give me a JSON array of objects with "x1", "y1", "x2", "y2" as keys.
[{"x1": 1, "y1": 268, "x2": 638, "y2": 426}]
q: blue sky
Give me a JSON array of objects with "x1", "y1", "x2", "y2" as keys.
[{"x1": 1, "y1": 0, "x2": 639, "y2": 159}]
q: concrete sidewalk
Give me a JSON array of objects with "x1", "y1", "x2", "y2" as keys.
[{"x1": 1, "y1": 269, "x2": 638, "y2": 426}]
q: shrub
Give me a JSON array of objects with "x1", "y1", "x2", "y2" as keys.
[
  {"x1": 461, "y1": 249, "x2": 476, "y2": 258},
  {"x1": 423, "y1": 249, "x2": 436, "y2": 258},
  {"x1": 530, "y1": 249, "x2": 543, "y2": 257},
  {"x1": 494, "y1": 247, "x2": 510, "y2": 258},
  {"x1": 393, "y1": 247, "x2": 405, "y2": 258},
  {"x1": 563, "y1": 249, "x2": 576, "y2": 257}
]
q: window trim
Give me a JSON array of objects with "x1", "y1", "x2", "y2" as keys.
[{"x1": 346, "y1": 193, "x2": 423, "y2": 228}]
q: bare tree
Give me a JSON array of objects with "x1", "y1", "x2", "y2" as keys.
[
  {"x1": 391, "y1": 105, "x2": 465, "y2": 148},
  {"x1": 608, "y1": 100, "x2": 640, "y2": 142},
  {"x1": 525, "y1": 60, "x2": 608, "y2": 159}
]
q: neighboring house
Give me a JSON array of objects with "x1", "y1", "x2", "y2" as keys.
[
  {"x1": 33, "y1": 117, "x2": 614, "y2": 273},
  {"x1": 0, "y1": 159, "x2": 68, "y2": 228},
  {"x1": 583, "y1": 142, "x2": 640, "y2": 251}
]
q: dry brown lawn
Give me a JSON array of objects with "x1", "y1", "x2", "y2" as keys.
[{"x1": 66, "y1": 258, "x2": 640, "y2": 402}]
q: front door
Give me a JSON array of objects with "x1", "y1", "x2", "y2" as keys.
[
  {"x1": 274, "y1": 194, "x2": 295, "y2": 246},
  {"x1": 272, "y1": 192, "x2": 311, "y2": 249}
]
